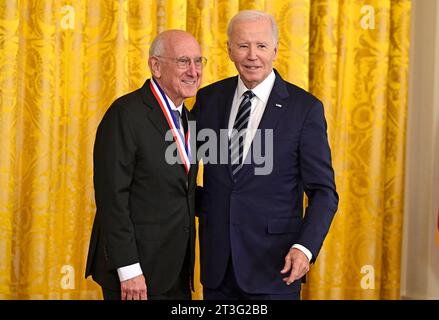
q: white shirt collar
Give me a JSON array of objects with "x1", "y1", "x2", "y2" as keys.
[
  {"x1": 165, "y1": 94, "x2": 183, "y2": 114},
  {"x1": 236, "y1": 70, "x2": 276, "y2": 103}
]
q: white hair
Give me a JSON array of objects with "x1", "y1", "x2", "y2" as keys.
[
  {"x1": 149, "y1": 34, "x2": 164, "y2": 57},
  {"x1": 227, "y1": 10, "x2": 278, "y2": 46}
]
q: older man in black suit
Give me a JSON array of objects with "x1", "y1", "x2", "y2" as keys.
[{"x1": 86, "y1": 30, "x2": 204, "y2": 300}]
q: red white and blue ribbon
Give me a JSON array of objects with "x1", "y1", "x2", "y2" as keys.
[{"x1": 150, "y1": 78, "x2": 191, "y2": 174}]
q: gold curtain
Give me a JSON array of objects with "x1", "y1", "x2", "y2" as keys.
[{"x1": 0, "y1": 0, "x2": 411, "y2": 299}]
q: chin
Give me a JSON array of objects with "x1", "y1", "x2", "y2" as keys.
[
  {"x1": 242, "y1": 73, "x2": 262, "y2": 81},
  {"x1": 183, "y1": 89, "x2": 197, "y2": 98},
  {"x1": 242, "y1": 77, "x2": 262, "y2": 87}
]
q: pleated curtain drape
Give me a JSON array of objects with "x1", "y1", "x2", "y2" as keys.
[{"x1": 0, "y1": 0, "x2": 411, "y2": 299}]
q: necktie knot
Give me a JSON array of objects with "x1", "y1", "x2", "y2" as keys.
[
  {"x1": 172, "y1": 109, "x2": 181, "y2": 128},
  {"x1": 243, "y1": 90, "x2": 255, "y2": 100},
  {"x1": 172, "y1": 109, "x2": 181, "y2": 119},
  {"x1": 173, "y1": 108, "x2": 188, "y2": 137}
]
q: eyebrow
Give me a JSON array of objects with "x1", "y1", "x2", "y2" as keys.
[
  {"x1": 177, "y1": 56, "x2": 203, "y2": 59},
  {"x1": 236, "y1": 41, "x2": 269, "y2": 45}
]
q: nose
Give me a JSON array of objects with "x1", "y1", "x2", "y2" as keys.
[
  {"x1": 186, "y1": 60, "x2": 198, "y2": 77},
  {"x1": 247, "y1": 45, "x2": 257, "y2": 60}
]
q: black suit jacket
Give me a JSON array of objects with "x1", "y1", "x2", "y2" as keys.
[
  {"x1": 85, "y1": 79, "x2": 197, "y2": 294},
  {"x1": 194, "y1": 70, "x2": 338, "y2": 294}
]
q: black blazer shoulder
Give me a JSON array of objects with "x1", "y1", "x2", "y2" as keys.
[{"x1": 103, "y1": 80, "x2": 153, "y2": 119}]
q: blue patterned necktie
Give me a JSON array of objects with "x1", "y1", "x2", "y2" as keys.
[
  {"x1": 230, "y1": 90, "x2": 255, "y2": 176},
  {"x1": 172, "y1": 109, "x2": 189, "y2": 159}
]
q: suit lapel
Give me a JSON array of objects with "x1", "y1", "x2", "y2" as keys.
[
  {"x1": 141, "y1": 79, "x2": 171, "y2": 138},
  {"x1": 255, "y1": 71, "x2": 290, "y2": 133},
  {"x1": 221, "y1": 77, "x2": 238, "y2": 131},
  {"x1": 141, "y1": 79, "x2": 190, "y2": 175}
]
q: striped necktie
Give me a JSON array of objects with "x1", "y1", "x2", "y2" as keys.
[{"x1": 230, "y1": 90, "x2": 255, "y2": 176}]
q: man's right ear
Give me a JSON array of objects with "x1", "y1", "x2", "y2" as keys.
[
  {"x1": 149, "y1": 57, "x2": 161, "y2": 79},
  {"x1": 227, "y1": 41, "x2": 234, "y2": 62}
]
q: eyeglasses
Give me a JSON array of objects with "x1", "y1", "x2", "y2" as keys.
[{"x1": 156, "y1": 56, "x2": 207, "y2": 69}]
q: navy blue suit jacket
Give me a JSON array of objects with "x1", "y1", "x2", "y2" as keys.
[{"x1": 194, "y1": 70, "x2": 338, "y2": 294}]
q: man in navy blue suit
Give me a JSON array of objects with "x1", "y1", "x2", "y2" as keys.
[{"x1": 194, "y1": 10, "x2": 339, "y2": 300}]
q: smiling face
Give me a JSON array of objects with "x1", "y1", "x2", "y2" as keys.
[
  {"x1": 149, "y1": 31, "x2": 202, "y2": 106},
  {"x1": 228, "y1": 18, "x2": 277, "y2": 89}
]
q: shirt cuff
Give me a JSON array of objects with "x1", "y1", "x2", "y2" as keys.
[
  {"x1": 291, "y1": 244, "x2": 313, "y2": 262},
  {"x1": 117, "y1": 263, "x2": 143, "y2": 282}
]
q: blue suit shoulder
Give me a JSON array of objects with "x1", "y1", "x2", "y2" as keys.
[
  {"x1": 193, "y1": 76, "x2": 237, "y2": 116},
  {"x1": 283, "y1": 80, "x2": 323, "y2": 109},
  {"x1": 282, "y1": 82, "x2": 328, "y2": 129},
  {"x1": 197, "y1": 76, "x2": 237, "y2": 97}
]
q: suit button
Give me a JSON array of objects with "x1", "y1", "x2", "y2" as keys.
[
  {"x1": 185, "y1": 181, "x2": 188, "y2": 189},
  {"x1": 184, "y1": 226, "x2": 190, "y2": 233}
]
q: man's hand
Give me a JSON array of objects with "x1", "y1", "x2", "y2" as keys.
[
  {"x1": 120, "y1": 274, "x2": 147, "y2": 300},
  {"x1": 280, "y1": 248, "x2": 310, "y2": 285}
]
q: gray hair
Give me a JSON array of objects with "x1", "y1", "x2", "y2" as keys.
[
  {"x1": 149, "y1": 33, "x2": 165, "y2": 57},
  {"x1": 227, "y1": 10, "x2": 278, "y2": 46}
]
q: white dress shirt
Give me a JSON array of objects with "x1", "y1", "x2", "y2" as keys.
[{"x1": 228, "y1": 70, "x2": 313, "y2": 262}]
